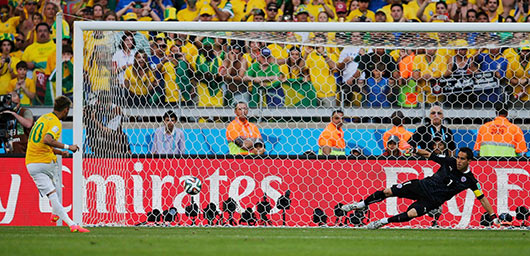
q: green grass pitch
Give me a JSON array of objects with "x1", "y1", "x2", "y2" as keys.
[{"x1": 1, "y1": 226, "x2": 528, "y2": 255}]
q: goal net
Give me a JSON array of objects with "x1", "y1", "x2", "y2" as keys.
[{"x1": 73, "y1": 22, "x2": 530, "y2": 228}]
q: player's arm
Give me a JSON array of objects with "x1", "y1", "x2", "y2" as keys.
[
  {"x1": 43, "y1": 134, "x2": 79, "y2": 152},
  {"x1": 415, "y1": 148, "x2": 431, "y2": 158}
]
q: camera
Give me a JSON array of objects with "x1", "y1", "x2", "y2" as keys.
[
  {"x1": 0, "y1": 94, "x2": 17, "y2": 150},
  {"x1": 358, "y1": 16, "x2": 367, "y2": 22}
]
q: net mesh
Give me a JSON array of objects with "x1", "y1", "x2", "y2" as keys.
[{"x1": 79, "y1": 25, "x2": 530, "y2": 227}]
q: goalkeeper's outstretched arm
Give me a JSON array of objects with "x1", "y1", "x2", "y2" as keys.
[{"x1": 414, "y1": 148, "x2": 431, "y2": 158}]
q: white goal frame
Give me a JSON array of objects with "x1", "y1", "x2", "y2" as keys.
[{"x1": 72, "y1": 21, "x2": 530, "y2": 224}]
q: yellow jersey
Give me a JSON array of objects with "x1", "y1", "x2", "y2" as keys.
[
  {"x1": 26, "y1": 112, "x2": 62, "y2": 165},
  {"x1": 8, "y1": 78, "x2": 36, "y2": 106}
]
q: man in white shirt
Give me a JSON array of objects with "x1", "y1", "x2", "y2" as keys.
[{"x1": 151, "y1": 110, "x2": 186, "y2": 154}]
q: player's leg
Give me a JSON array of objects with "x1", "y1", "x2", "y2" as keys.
[
  {"x1": 342, "y1": 179, "x2": 422, "y2": 212},
  {"x1": 367, "y1": 200, "x2": 440, "y2": 229},
  {"x1": 27, "y1": 163, "x2": 89, "y2": 233},
  {"x1": 341, "y1": 188, "x2": 393, "y2": 212}
]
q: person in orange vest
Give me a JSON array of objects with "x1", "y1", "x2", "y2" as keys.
[
  {"x1": 318, "y1": 109, "x2": 346, "y2": 155},
  {"x1": 474, "y1": 106, "x2": 527, "y2": 157},
  {"x1": 383, "y1": 110, "x2": 413, "y2": 151},
  {"x1": 226, "y1": 101, "x2": 265, "y2": 155}
]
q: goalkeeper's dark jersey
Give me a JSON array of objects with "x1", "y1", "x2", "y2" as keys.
[{"x1": 419, "y1": 154, "x2": 485, "y2": 204}]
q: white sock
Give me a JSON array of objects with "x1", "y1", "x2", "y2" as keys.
[
  {"x1": 380, "y1": 218, "x2": 389, "y2": 224},
  {"x1": 357, "y1": 201, "x2": 366, "y2": 208},
  {"x1": 48, "y1": 192, "x2": 76, "y2": 227}
]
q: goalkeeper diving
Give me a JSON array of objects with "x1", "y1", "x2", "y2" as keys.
[{"x1": 342, "y1": 147, "x2": 500, "y2": 229}]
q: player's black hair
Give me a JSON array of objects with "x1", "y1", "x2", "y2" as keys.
[
  {"x1": 458, "y1": 147, "x2": 474, "y2": 160},
  {"x1": 163, "y1": 110, "x2": 177, "y2": 120},
  {"x1": 331, "y1": 109, "x2": 344, "y2": 117},
  {"x1": 54, "y1": 95, "x2": 72, "y2": 112}
]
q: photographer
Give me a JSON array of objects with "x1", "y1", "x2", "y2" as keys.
[{"x1": 0, "y1": 91, "x2": 34, "y2": 154}]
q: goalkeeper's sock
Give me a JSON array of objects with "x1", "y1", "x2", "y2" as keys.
[
  {"x1": 364, "y1": 190, "x2": 386, "y2": 205},
  {"x1": 48, "y1": 192, "x2": 75, "y2": 227},
  {"x1": 388, "y1": 212, "x2": 412, "y2": 223}
]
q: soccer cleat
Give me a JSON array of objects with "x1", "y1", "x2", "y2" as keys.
[
  {"x1": 50, "y1": 214, "x2": 60, "y2": 223},
  {"x1": 341, "y1": 201, "x2": 365, "y2": 212},
  {"x1": 366, "y1": 220, "x2": 385, "y2": 230},
  {"x1": 70, "y1": 225, "x2": 90, "y2": 233}
]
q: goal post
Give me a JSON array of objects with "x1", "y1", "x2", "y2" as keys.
[{"x1": 73, "y1": 21, "x2": 530, "y2": 227}]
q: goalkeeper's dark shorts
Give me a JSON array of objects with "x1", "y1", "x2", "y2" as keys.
[{"x1": 390, "y1": 179, "x2": 442, "y2": 217}]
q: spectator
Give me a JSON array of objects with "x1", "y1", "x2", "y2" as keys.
[
  {"x1": 476, "y1": 11, "x2": 489, "y2": 22},
  {"x1": 265, "y1": 2, "x2": 281, "y2": 21},
  {"x1": 363, "y1": 63, "x2": 391, "y2": 108},
  {"x1": 374, "y1": 9, "x2": 387, "y2": 22},
  {"x1": 307, "y1": 0, "x2": 335, "y2": 20},
  {"x1": 382, "y1": 110, "x2": 413, "y2": 151},
  {"x1": 444, "y1": 39, "x2": 478, "y2": 108},
  {"x1": 507, "y1": 40, "x2": 530, "y2": 108},
  {"x1": 0, "y1": 5, "x2": 19, "y2": 34},
  {"x1": 198, "y1": 5, "x2": 215, "y2": 21},
  {"x1": 0, "y1": 91, "x2": 34, "y2": 154},
  {"x1": 42, "y1": 1, "x2": 70, "y2": 42},
  {"x1": 348, "y1": 0, "x2": 374, "y2": 21},
  {"x1": 93, "y1": 4, "x2": 106, "y2": 20},
  {"x1": 226, "y1": 101, "x2": 265, "y2": 155},
  {"x1": 474, "y1": 105, "x2": 527, "y2": 157},
  {"x1": 449, "y1": 0, "x2": 477, "y2": 22},
  {"x1": 221, "y1": 40, "x2": 249, "y2": 105},
  {"x1": 167, "y1": 32, "x2": 199, "y2": 70},
  {"x1": 245, "y1": 47, "x2": 284, "y2": 107},
  {"x1": 466, "y1": 8, "x2": 478, "y2": 22},
  {"x1": 358, "y1": 47, "x2": 398, "y2": 82},
  {"x1": 484, "y1": 0, "x2": 502, "y2": 22},
  {"x1": 148, "y1": 34, "x2": 167, "y2": 103},
  {"x1": 305, "y1": 34, "x2": 339, "y2": 107},
  {"x1": 232, "y1": 0, "x2": 266, "y2": 22},
  {"x1": 23, "y1": 12, "x2": 42, "y2": 49},
  {"x1": 103, "y1": 11, "x2": 119, "y2": 21},
  {"x1": 390, "y1": 3, "x2": 407, "y2": 22},
  {"x1": 124, "y1": 50, "x2": 155, "y2": 106},
  {"x1": 113, "y1": 13, "x2": 151, "y2": 55},
  {"x1": 18, "y1": 1, "x2": 40, "y2": 41},
  {"x1": 411, "y1": 40, "x2": 446, "y2": 105},
  {"x1": 420, "y1": 1, "x2": 452, "y2": 22},
  {"x1": 151, "y1": 110, "x2": 186, "y2": 154},
  {"x1": 409, "y1": 105, "x2": 456, "y2": 157},
  {"x1": 161, "y1": 44, "x2": 193, "y2": 106},
  {"x1": 335, "y1": 2, "x2": 348, "y2": 22},
  {"x1": 12, "y1": 33, "x2": 25, "y2": 58},
  {"x1": 474, "y1": 44, "x2": 508, "y2": 106},
  {"x1": 382, "y1": 135, "x2": 402, "y2": 157},
  {"x1": 209, "y1": 0, "x2": 234, "y2": 21},
  {"x1": 414, "y1": 0, "x2": 437, "y2": 22},
  {"x1": 177, "y1": 0, "x2": 199, "y2": 21},
  {"x1": 84, "y1": 91, "x2": 131, "y2": 157},
  {"x1": 22, "y1": 22, "x2": 55, "y2": 105},
  {"x1": 194, "y1": 37, "x2": 225, "y2": 107},
  {"x1": 7, "y1": 61, "x2": 35, "y2": 107},
  {"x1": 49, "y1": 45, "x2": 74, "y2": 102},
  {"x1": 0, "y1": 36, "x2": 20, "y2": 93},
  {"x1": 87, "y1": 45, "x2": 112, "y2": 93},
  {"x1": 318, "y1": 110, "x2": 346, "y2": 156},
  {"x1": 112, "y1": 32, "x2": 136, "y2": 98}
]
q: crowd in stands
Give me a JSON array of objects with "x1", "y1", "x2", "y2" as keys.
[{"x1": 1, "y1": 0, "x2": 530, "y2": 110}]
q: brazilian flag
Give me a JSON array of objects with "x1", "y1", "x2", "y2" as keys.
[{"x1": 282, "y1": 79, "x2": 318, "y2": 107}]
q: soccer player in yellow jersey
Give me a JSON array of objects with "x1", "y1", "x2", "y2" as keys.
[{"x1": 26, "y1": 96, "x2": 89, "y2": 233}]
